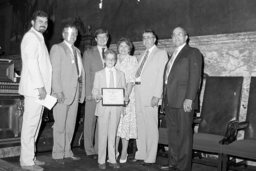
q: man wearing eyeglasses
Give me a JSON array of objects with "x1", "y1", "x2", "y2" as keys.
[{"x1": 133, "y1": 29, "x2": 168, "y2": 166}]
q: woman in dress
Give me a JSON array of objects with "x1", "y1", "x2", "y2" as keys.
[{"x1": 115, "y1": 37, "x2": 138, "y2": 163}]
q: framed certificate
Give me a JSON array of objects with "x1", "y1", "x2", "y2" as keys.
[{"x1": 102, "y1": 88, "x2": 125, "y2": 106}]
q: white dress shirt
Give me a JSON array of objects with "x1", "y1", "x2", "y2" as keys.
[{"x1": 105, "y1": 67, "x2": 117, "y2": 88}]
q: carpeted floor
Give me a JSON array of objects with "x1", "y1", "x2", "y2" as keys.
[{"x1": 1, "y1": 148, "x2": 217, "y2": 171}]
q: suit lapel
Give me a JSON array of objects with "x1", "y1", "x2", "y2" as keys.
[
  {"x1": 93, "y1": 46, "x2": 104, "y2": 68},
  {"x1": 101, "y1": 69, "x2": 107, "y2": 87},
  {"x1": 140, "y1": 46, "x2": 157, "y2": 75},
  {"x1": 171, "y1": 44, "x2": 189, "y2": 67}
]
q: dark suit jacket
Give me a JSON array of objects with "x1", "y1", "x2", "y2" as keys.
[
  {"x1": 83, "y1": 46, "x2": 104, "y2": 97},
  {"x1": 163, "y1": 44, "x2": 203, "y2": 110}
]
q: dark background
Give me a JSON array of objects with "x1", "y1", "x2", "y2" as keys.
[{"x1": 1, "y1": 0, "x2": 256, "y2": 55}]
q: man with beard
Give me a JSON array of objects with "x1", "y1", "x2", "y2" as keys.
[{"x1": 19, "y1": 10, "x2": 52, "y2": 171}]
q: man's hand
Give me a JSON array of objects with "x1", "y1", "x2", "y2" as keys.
[
  {"x1": 38, "y1": 87, "x2": 47, "y2": 100},
  {"x1": 151, "y1": 96, "x2": 160, "y2": 107},
  {"x1": 183, "y1": 99, "x2": 193, "y2": 112},
  {"x1": 56, "y1": 92, "x2": 65, "y2": 103}
]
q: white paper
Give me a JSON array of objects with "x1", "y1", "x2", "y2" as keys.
[{"x1": 35, "y1": 94, "x2": 57, "y2": 110}]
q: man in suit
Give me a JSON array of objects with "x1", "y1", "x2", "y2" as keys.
[
  {"x1": 83, "y1": 29, "x2": 108, "y2": 158},
  {"x1": 161, "y1": 27, "x2": 203, "y2": 171},
  {"x1": 19, "y1": 10, "x2": 52, "y2": 171},
  {"x1": 50, "y1": 24, "x2": 85, "y2": 162},
  {"x1": 134, "y1": 29, "x2": 168, "y2": 165}
]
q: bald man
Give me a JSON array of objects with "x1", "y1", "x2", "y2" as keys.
[{"x1": 161, "y1": 27, "x2": 203, "y2": 171}]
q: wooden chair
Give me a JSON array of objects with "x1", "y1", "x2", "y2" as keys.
[
  {"x1": 221, "y1": 77, "x2": 256, "y2": 171},
  {"x1": 193, "y1": 76, "x2": 243, "y2": 170}
]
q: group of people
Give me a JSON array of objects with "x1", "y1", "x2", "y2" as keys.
[{"x1": 18, "y1": 10, "x2": 203, "y2": 171}]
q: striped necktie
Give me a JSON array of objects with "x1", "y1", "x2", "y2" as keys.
[{"x1": 135, "y1": 50, "x2": 149, "y2": 78}]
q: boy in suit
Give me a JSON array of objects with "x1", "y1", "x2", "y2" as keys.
[{"x1": 92, "y1": 49, "x2": 127, "y2": 169}]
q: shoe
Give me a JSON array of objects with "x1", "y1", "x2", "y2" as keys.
[
  {"x1": 98, "y1": 163, "x2": 106, "y2": 170},
  {"x1": 131, "y1": 159, "x2": 144, "y2": 164},
  {"x1": 109, "y1": 162, "x2": 120, "y2": 169},
  {"x1": 34, "y1": 159, "x2": 45, "y2": 166},
  {"x1": 87, "y1": 154, "x2": 97, "y2": 160},
  {"x1": 142, "y1": 162, "x2": 154, "y2": 167},
  {"x1": 21, "y1": 165, "x2": 44, "y2": 171},
  {"x1": 119, "y1": 154, "x2": 128, "y2": 163},
  {"x1": 66, "y1": 156, "x2": 81, "y2": 160},
  {"x1": 160, "y1": 164, "x2": 170, "y2": 170},
  {"x1": 160, "y1": 164, "x2": 178, "y2": 170}
]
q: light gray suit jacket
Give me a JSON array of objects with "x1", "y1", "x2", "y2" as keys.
[
  {"x1": 92, "y1": 69, "x2": 126, "y2": 117},
  {"x1": 135, "y1": 46, "x2": 168, "y2": 107},
  {"x1": 19, "y1": 28, "x2": 52, "y2": 97},
  {"x1": 50, "y1": 41, "x2": 85, "y2": 105}
]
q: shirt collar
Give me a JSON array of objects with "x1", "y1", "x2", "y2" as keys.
[
  {"x1": 105, "y1": 66, "x2": 116, "y2": 72},
  {"x1": 64, "y1": 40, "x2": 73, "y2": 48},
  {"x1": 31, "y1": 27, "x2": 44, "y2": 39},
  {"x1": 176, "y1": 43, "x2": 186, "y2": 52},
  {"x1": 97, "y1": 45, "x2": 107, "y2": 52},
  {"x1": 147, "y1": 45, "x2": 156, "y2": 54}
]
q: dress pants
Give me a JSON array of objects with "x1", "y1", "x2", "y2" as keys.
[
  {"x1": 52, "y1": 90, "x2": 79, "y2": 159},
  {"x1": 83, "y1": 100, "x2": 98, "y2": 155},
  {"x1": 165, "y1": 107, "x2": 193, "y2": 171},
  {"x1": 135, "y1": 106, "x2": 159, "y2": 163},
  {"x1": 20, "y1": 96, "x2": 44, "y2": 166},
  {"x1": 97, "y1": 107, "x2": 120, "y2": 164}
]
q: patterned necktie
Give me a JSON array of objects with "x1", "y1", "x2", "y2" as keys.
[
  {"x1": 135, "y1": 50, "x2": 149, "y2": 78},
  {"x1": 165, "y1": 49, "x2": 178, "y2": 83},
  {"x1": 72, "y1": 45, "x2": 79, "y2": 75},
  {"x1": 109, "y1": 70, "x2": 114, "y2": 88}
]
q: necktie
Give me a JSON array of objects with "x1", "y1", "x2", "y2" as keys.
[
  {"x1": 72, "y1": 45, "x2": 79, "y2": 75},
  {"x1": 165, "y1": 49, "x2": 178, "y2": 83},
  {"x1": 102, "y1": 48, "x2": 106, "y2": 67},
  {"x1": 135, "y1": 50, "x2": 149, "y2": 78},
  {"x1": 109, "y1": 70, "x2": 114, "y2": 88}
]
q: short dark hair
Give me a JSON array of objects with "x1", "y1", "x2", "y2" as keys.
[
  {"x1": 117, "y1": 37, "x2": 133, "y2": 54},
  {"x1": 143, "y1": 29, "x2": 156, "y2": 38},
  {"x1": 62, "y1": 23, "x2": 78, "y2": 33},
  {"x1": 31, "y1": 10, "x2": 48, "y2": 21},
  {"x1": 103, "y1": 49, "x2": 117, "y2": 60},
  {"x1": 94, "y1": 28, "x2": 109, "y2": 38}
]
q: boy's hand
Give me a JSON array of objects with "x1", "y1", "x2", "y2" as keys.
[{"x1": 95, "y1": 94, "x2": 102, "y2": 102}]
